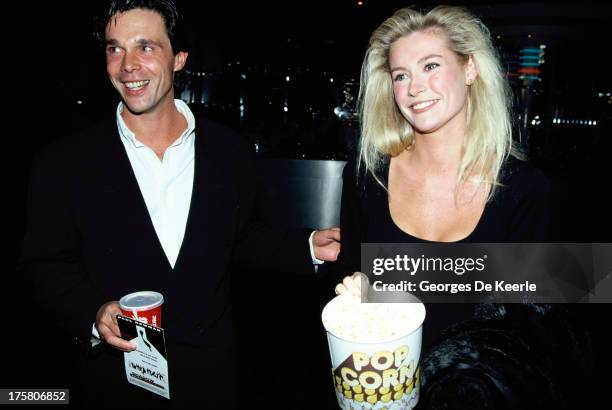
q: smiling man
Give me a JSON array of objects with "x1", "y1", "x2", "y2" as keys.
[{"x1": 19, "y1": 0, "x2": 340, "y2": 406}]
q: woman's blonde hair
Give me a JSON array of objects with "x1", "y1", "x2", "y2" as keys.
[{"x1": 358, "y1": 5, "x2": 520, "y2": 198}]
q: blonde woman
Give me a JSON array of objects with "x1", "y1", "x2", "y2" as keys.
[
  {"x1": 335, "y1": 5, "x2": 550, "y2": 287},
  {"x1": 331, "y1": 8, "x2": 572, "y2": 409}
]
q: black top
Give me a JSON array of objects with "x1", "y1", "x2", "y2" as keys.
[
  {"x1": 336, "y1": 155, "x2": 552, "y2": 275},
  {"x1": 333, "y1": 156, "x2": 605, "y2": 410},
  {"x1": 333, "y1": 154, "x2": 553, "y2": 358}
]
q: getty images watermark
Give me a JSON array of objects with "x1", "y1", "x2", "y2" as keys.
[{"x1": 360, "y1": 243, "x2": 612, "y2": 303}]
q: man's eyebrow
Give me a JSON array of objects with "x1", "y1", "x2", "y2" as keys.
[
  {"x1": 104, "y1": 38, "x2": 163, "y2": 47},
  {"x1": 136, "y1": 38, "x2": 163, "y2": 47}
]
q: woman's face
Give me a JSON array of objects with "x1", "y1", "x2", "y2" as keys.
[{"x1": 389, "y1": 31, "x2": 475, "y2": 138}]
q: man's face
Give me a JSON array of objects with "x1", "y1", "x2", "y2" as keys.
[{"x1": 105, "y1": 9, "x2": 187, "y2": 116}]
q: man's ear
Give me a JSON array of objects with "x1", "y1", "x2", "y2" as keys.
[{"x1": 173, "y1": 51, "x2": 188, "y2": 72}]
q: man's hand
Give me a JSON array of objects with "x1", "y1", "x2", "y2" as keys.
[
  {"x1": 313, "y1": 228, "x2": 341, "y2": 262},
  {"x1": 95, "y1": 301, "x2": 136, "y2": 352}
]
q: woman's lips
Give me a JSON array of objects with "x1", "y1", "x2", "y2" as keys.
[{"x1": 410, "y1": 99, "x2": 439, "y2": 113}]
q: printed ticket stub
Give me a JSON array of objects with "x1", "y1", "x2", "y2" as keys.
[{"x1": 117, "y1": 314, "x2": 170, "y2": 399}]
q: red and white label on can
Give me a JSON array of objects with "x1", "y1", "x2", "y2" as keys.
[{"x1": 119, "y1": 291, "x2": 164, "y2": 328}]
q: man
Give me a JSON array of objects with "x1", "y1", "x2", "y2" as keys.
[{"x1": 19, "y1": 0, "x2": 339, "y2": 406}]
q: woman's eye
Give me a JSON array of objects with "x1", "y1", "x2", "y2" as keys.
[
  {"x1": 393, "y1": 73, "x2": 408, "y2": 82},
  {"x1": 425, "y1": 62, "x2": 440, "y2": 71}
]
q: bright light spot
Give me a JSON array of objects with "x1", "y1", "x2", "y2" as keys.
[
  {"x1": 283, "y1": 106, "x2": 289, "y2": 112},
  {"x1": 330, "y1": 78, "x2": 334, "y2": 83},
  {"x1": 286, "y1": 75, "x2": 290, "y2": 82},
  {"x1": 76, "y1": 100, "x2": 83, "y2": 105}
]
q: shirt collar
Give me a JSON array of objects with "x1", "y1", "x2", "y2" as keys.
[{"x1": 116, "y1": 99, "x2": 196, "y2": 148}]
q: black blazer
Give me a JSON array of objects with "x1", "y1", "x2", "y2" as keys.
[{"x1": 19, "y1": 116, "x2": 314, "y2": 350}]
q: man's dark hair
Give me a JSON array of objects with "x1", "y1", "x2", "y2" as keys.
[{"x1": 95, "y1": 0, "x2": 190, "y2": 54}]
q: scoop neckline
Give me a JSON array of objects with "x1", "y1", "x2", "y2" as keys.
[
  {"x1": 383, "y1": 160, "x2": 490, "y2": 243},
  {"x1": 385, "y1": 196, "x2": 488, "y2": 243}
]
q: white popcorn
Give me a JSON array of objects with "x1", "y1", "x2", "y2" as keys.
[{"x1": 322, "y1": 294, "x2": 424, "y2": 343}]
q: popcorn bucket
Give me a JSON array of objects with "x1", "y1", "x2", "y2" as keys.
[{"x1": 322, "y1": 294, "x2": 426, "y2": 410}]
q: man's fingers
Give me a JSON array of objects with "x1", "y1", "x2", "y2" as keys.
[
  {"x1": 315, "y1": 228, "x2": 341, "y2": 243},
  {"x1": 324, "y1": 243, "x2": 340, "y2": 262},
  {"x1": 326, "y1": 228, "x2": 341, "y2": 241},
  {"x1": 103, "y1": 332, "x2": 136, "y2": 352},
  {"x1": 314, "y1": 238, "x2": 340, "y2": 262},
  {"x1": 329, "y1": 242, "x2": 340, "y2": 260},
  {"x1": 95, "y1": 301, "x2": 136, "y2": 352},
  {"x1": 98, "y1": 322, "x2": 136, "y2": 351},
  {"x1": 110, "y1": 320, "x2": 122, "y2": 339}
]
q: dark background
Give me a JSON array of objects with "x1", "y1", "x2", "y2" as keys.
[{"x1": 4, "y1": 0, "x2": 611, "y2": 407}]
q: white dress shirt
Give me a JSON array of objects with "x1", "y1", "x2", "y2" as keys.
[{"x1": 117, "y1": 99, "x2": 195, "y2": 269}]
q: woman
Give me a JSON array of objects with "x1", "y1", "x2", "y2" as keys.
[
  {"x1": 337, "y1": 5, "x2": 549, "y2": 273},
  {"x1": 335, "y1": 3, "x2": 551, "y2": 310},
  {"x1": 333, "y1": 6, "x2": 590, "y2": 409}
]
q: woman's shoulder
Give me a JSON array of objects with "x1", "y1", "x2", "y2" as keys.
[
  {"x1": 499, "y1": 155, "x2": 551, "y2": 196},
  {"x1": 343, "y1": 152, "x2": 390, "y2": 195}
]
